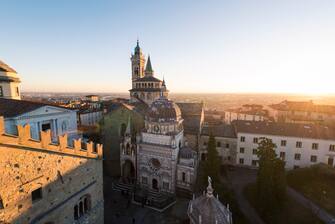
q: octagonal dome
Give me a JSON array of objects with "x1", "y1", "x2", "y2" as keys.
[
  {"x1": 188, "y1": 177, "x2": 233, "y2": 224},
  {"x1": 147, "y1": 96, "x2": 181, "y2": 122}
]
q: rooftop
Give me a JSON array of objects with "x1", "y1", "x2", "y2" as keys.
[
  {"x1": 0, "y1": 60, "x2": 17, "y2": 73},
  {"x1": 177, "y1": 102, "x2": 204, "y2": 134},
  {"x1": 188, "y1": 177, "x2": 232, "y2": 224},
  {"x1": 134, "y1": 76, "x2": 162, "y2": 82},
  {"x1": 0, "y1": 98, "x2": 73, "y2": 118},
  {"x1": 202, "y1": 124, "x2": 236, "y2": 138},
  {"x1": 234, "y1": 120, "x2": 335, "y2": 141}
]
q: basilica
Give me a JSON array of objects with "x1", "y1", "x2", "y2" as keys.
[{"x1": 119, "y1": 42, "x2": 198, "y2": 197}]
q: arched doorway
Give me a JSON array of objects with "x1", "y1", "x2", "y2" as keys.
[
  {"x1": 152, "y1": 178, "x2": 158, "y2": 190},
  {"x1": 122, "y1": 160, "x2": 135, "y2": 183}
]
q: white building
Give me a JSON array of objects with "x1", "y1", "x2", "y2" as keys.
[
  {"x1": 224, "y1": 108, "x2": 266, "y2": 124},
  {"x1": 234, "y1": 121, "x2": 335, "y2": 169},
  {"x1": 0, "y1": 98, "x2": 78, "y2": 142},
  {"x1": 0, "y1": 59, "x2": 79, "y2": 142},
  {"x1": 79, "y1": 110, "x2": 103, "y2": 126},
  {"x1": 0, "y1": 60, "x2": 21, "y2": 100}
]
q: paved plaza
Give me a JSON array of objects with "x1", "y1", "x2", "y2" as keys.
[{"x1": 104, "y1": 177, "x2": 189, "y2": 224}]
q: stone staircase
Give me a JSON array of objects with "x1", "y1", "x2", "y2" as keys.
[
  {"x1": 133, "y1": 188, "x2": 176, "y2": 212},
  {"x1": 112, "y1": 181, "x2": 134, "y2": 193}
]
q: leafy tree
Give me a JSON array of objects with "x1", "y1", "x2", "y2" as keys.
[
  {"x1": 256, "y1": 137, "x2": 286, "y2": 216},
  {"x1": 203, "y1": 133, "x2": 221, "y2": 186}
]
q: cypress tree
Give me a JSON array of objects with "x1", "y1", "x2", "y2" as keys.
[
  {"x1": 204, "y1": 133, "x2": 221, "y2": 185},
  {"x1": 256, "y1": 138, "x2": 286, "y2": 216}
]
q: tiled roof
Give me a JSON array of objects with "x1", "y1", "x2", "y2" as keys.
[
  {"x1": 177, "y1": 103, "x2": 203, "y2": 115},
  {"x1": 177, "y1": 102, "x2": 204, "y2": 135},
  {"x1": 0, "y1": 60, "x2": 17, "y2": 73},
  {"x1": 202, "y1": 124, "x2": 236, "y2": 138},
  {"x1": 0, "y1": 98, "x2": 72, "y2": 118},
  {"x1": 225, "y1": 108, "x2": 267, "y2": 116},
  {"x1": 233, "y1": 120, "x2": 335, "y2": 141}
]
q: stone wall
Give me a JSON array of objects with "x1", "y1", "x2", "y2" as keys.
[
  {"x1": 0, "y1": 117, "x2": 104, "y2": 224},
  {"x1": 101, "y1": 105, "x2": 144, "y2": 177}
]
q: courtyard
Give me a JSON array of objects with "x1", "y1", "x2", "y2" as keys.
[{"x1": 104, "y1": 176, "x2": 189, "y2": 224}]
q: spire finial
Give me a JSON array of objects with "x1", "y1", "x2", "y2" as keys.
[
  {"x1": 206, "y1": 176, "x2": 214, "y2": 197},
  {"x1": 136, "y1": 38, "x2": 139, "y2": 47}
]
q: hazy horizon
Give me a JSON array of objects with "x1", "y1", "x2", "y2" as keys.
[{"x1": 2, "y1": 0, "x2": 335, "y2": 94}]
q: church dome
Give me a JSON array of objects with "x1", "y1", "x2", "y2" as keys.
[
  {"x1": 188, "y1": 177, "x2": 233, "y2": 224},
  {"x1": 147, "y1": 97, "x2": 182, "y2": 122}
]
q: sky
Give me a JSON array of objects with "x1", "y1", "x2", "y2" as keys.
[{"x1": 1, "y1": 0, "x2": 335, "y2": 94}]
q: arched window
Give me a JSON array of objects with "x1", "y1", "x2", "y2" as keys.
[
  {"x1": 74, "y1": 205, "x2": 79, "y2": 220},
  {"x1": 84, "y1": 197, "x2": 89, "y2": 212},
  {"x1": 79, "y1": 201, "x2": 84, "y2": 216},
  {"x1": 74, "y1": 194, "x2": 91, "y2": 221},
  {"x1": 182, "y1": 172, "x2": 186, "y2": 182}
]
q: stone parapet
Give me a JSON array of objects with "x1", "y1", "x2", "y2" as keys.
[{"x1": 0, "y1": 116, "x2": 102, "y2": 159}]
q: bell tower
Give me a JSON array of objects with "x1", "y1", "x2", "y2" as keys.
[{"x1": 130, "y1": 40, "x2": 146, "y2": 88}]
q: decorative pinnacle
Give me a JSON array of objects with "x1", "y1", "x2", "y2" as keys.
[{"x1": 206, "y1": 176, "x2": 214, "y2": 197}]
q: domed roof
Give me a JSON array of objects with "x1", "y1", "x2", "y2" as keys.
[
  {"x1": 147, "y1": 96, "x2": 182, "y2": 122},
  {"x1": 188, "y1": 177, "x2": 233, "y2": 224}
]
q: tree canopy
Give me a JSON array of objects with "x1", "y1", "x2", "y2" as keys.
[{"x1": 203, "y1": 133, "x2": 221, "y2": 185}]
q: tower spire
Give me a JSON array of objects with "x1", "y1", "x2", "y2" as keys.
[
  {"x1": 162, "y1": 76, "x2": 166, "y2": 87},
  {"x1": 134, "y1": 39, "x2": 141, "y2": 55},
  {"x1": 145, "y1": 55, "x2": 154, "y2": 76}
]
